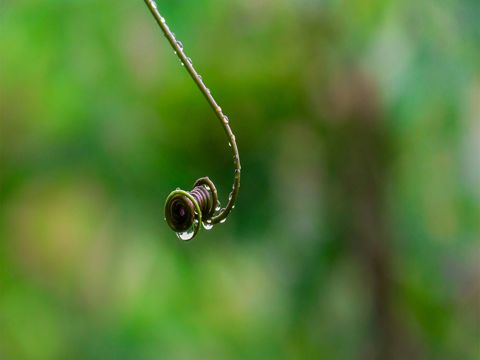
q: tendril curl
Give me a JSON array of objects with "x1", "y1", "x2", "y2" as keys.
[{"x1": 144, "y1": 0, "x2": 241, "y2": 240}]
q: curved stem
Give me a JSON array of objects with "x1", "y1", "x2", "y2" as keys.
[{"x1": 144, "y1": 0, "x2": 241, "y2": 225}]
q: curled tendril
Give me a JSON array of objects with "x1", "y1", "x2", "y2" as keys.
[{"x1": 144, "y1": 0, "x2": 241, "y2": 240}]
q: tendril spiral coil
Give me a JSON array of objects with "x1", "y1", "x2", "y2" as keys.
[{"x1": 144, "y1": 0, "x2": 241, "y2": 240}]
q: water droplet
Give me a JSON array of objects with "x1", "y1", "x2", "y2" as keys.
[
  {"x1": 187, "y1": 57, "x2": 192, "y2": 64},
  {"x1": 176, "y1": 40, "x2": 183, "y2": 50},
  {"x1": 202, "y1": 221, "x2": 213, "y2": 230},
  {"x1": 228, "y1": 142, "x2": 232, "y2": 147},
  {"x1": 223, "y1": 115, "x2": 229, "y2": 124},
  {"x1": 220, "y1": 218, "x2": 227, "y2": 224},
  {"x1": 177, "y1": 229, "x2": 194, "y2": 241}
]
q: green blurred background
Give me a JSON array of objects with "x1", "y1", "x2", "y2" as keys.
[{"x1": 1, "y1": 0, "x2": 479, "y2": 358}]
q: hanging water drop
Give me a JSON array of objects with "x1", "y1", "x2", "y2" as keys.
[
  {"x1": 176, "y1": 40, "x2": 183, "y2": 50},
  {"x1": 202, "y1": 221, "x2": 213, "y2": 230},
  {"x1": 177, "y1": 229, "x2": 194, "y2": 241}
]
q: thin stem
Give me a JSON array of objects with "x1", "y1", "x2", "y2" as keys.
[{"x1": 144, "y1": 0, "x2": 241, "y2": 225}]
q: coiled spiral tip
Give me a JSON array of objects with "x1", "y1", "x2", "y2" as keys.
[
  {"x1": 166, "y1": 194, "x2": 196, "y2": 233},
  {"x1": 164, "y1": 177, "x2": 218, "y2": 241}
]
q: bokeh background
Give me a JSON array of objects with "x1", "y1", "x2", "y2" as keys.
[{"x1": 1, "y1": 0, "x2": 479, "y2": 358}]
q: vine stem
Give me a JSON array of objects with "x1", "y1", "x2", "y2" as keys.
[{"x1": 144, "y1": 0, "x2": 241, "y2": 225}]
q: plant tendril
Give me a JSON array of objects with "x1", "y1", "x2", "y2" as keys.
[{"x1": 144, "y1": 0, "x2": 241, "y2": 238}]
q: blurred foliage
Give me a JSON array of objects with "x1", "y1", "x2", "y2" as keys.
[{"x1": 0, "y1": 0, "x2": 479, "y2": 359}]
